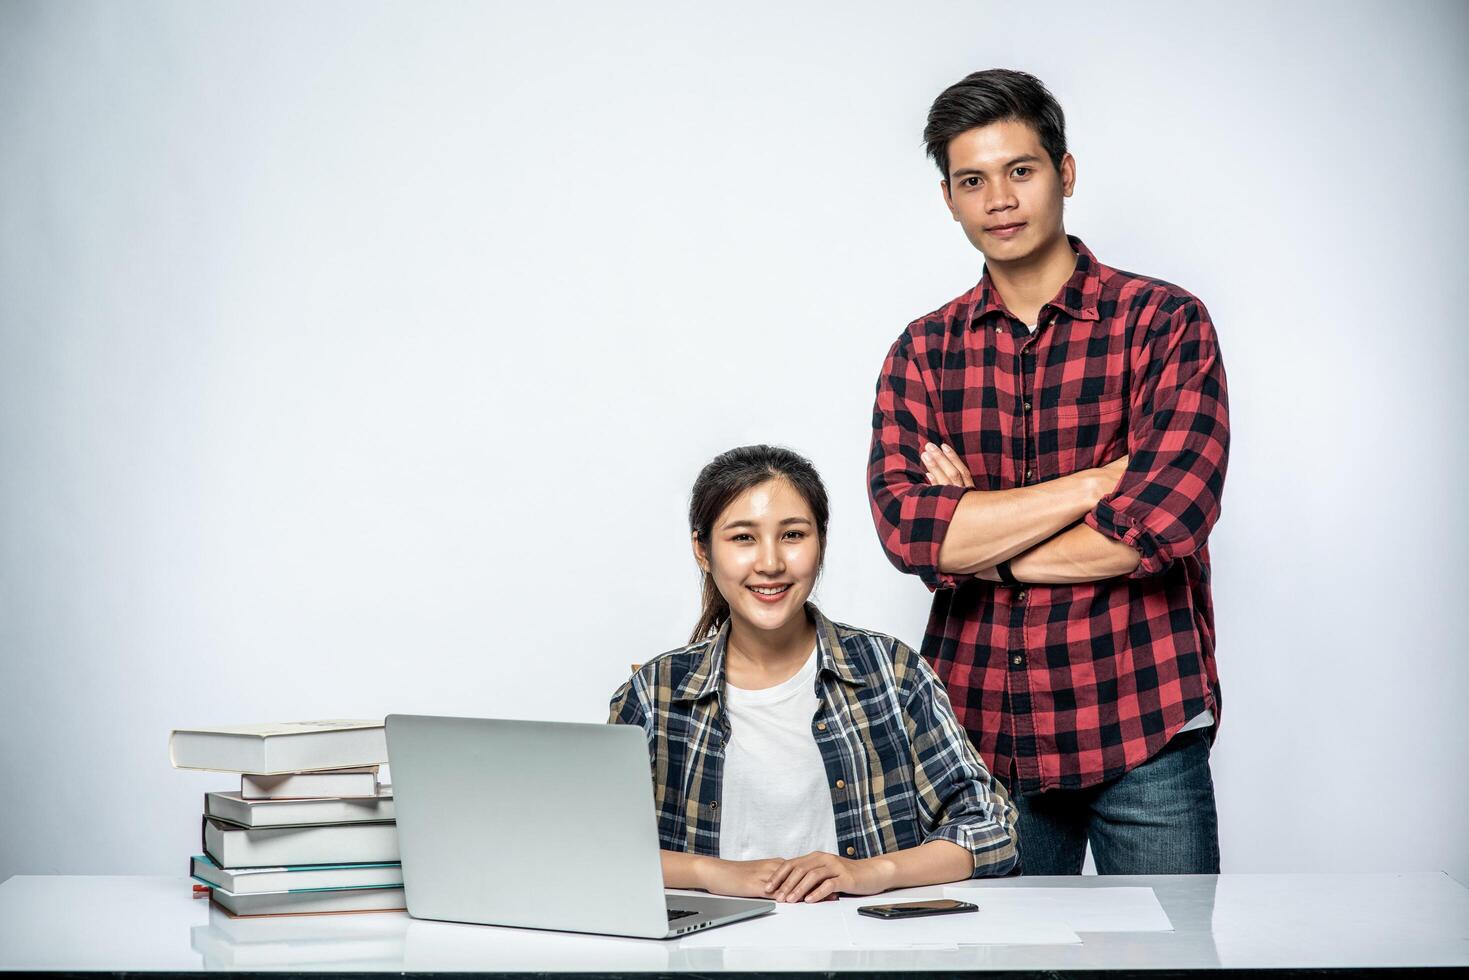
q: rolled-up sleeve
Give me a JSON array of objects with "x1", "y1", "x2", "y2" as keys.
[
  {"x1": 868, "y1": 332, "x2": 972, "y2": 591},
  {"x1": 899, "y1": 644, "x2": 1019, "y2": 877},
  {"x1": 1085, "y1": 298, "x2": 1230, "y2": 578}
]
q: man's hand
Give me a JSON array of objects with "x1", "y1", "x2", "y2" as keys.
[
  {"x1": 694, "y1": 857, "x2": 789, "y2": 898},
  {"x1": 763, "y1": 851, "x2": 895, "y2": 903},
  {"x1": 924, "y1": 443, "x2": 1130, "y2": 504},
  {"x1": 921, "y1": 443, "x2": 976, "y2": 488}
]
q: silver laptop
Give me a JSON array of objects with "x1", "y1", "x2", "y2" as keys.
[{"x1": 385, "y1": 714, "x2": 774, "y2": 939}]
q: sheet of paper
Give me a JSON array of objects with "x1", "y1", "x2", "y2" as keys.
[
  {"x1": 843, "y1": 905, "x2": 1079, "y2": 947},
  {"x1": 677, "y1": 901, "x2": 852, "y2": 949},
  {"x1": 943, "y1": 885, "x2": 1174, "y2": 932},
  {"x1": 680, "y1": 895, "x2": 1085, "y2": 950}
]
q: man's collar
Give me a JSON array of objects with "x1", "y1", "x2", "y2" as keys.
[
  {"x1": 968, "y1": 234, "x2": 1103, "y2": 327},
  {"x1": 671, "y1": 604, "x2": 864, "y2": 703}
]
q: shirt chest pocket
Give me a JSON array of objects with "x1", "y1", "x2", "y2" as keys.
[
  {"x1": 1045, "y1": 386, "x2": 1129, "y2": 469},
  {"x1": 1054, "y1": 390, "x2": 1126, "y2": 423}
]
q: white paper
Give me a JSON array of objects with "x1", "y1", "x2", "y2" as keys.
[
  {"x1": 682, "y1": 894, "x2": 1085, "y2": 950},
  {"x1": 944, "y1": 885, "x2": 1174, "y2": 932},
  {"x1": 843, "y1": 903, "x2": 1079, "y2": 947}
]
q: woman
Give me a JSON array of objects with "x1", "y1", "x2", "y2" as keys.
[{"x1": 609, "y1": 445, "x2": 1018, "y2": 904}]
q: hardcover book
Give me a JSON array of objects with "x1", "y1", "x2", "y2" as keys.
[
  {"x1": 203, "y1": 817, "x2": 399, "y2": 868},
  {"x1": 241, "y1": 767, "x2": 379, "y2": 799},
  {"x1": 169, "y1": 721, "x2": 387, "y2": 775},
  {"x1": 190, "y1": 854, "x2": 403, "y2": 894},
  {"x1": 207, "y1": 884, "x2": 407, "y2": 917},
  {"x1": 205, "y1": 787, "x2": 394, "y2": 828}
]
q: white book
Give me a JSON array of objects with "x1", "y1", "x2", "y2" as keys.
[
  {"x1": 206, "y1": 787, "x2": 395, "y2": 828},
  {"x1": 190, "y1": 855, "x2": 403, "y2": 894},
  {"x1": 169, "y1": 721, "x2": 387, "y2": 775},
  {"x1": 241, "y1": 767, "x2": 379, "y2": 799},
  {"x1": 208, "y1": 885, "x2": 406, "y2": 917},
  {"x1": 204, "y1": 817, "x2": 399, "y2": 868}
]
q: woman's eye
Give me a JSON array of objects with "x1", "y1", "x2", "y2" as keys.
[
  {"x1": 731, "y1": 533, "x2": 754, "y2": 542},
  {"x1": 784, "y1": 530, "x2": 806, "y2": 540}
]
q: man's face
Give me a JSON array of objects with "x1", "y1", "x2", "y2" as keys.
[{"x1": 940, "y1": 119, "x2": 1075, "y2": 265}]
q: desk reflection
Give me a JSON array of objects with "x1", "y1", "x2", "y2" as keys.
[
  {"x1": 402, "y1": 916, "x2": 672, "y2": 971},
  {"x1": 190, "y1": 903, "x2": 409, "y2": 970},
  {"x1": 188, "y1": 876, "x2": 1223, "y2": 973}
]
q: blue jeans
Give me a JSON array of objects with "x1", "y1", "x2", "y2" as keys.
[{"x1": 1014, "y1": 728, "x2": 1220, "y2": 875}]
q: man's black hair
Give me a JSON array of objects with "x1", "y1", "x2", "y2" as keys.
[{"x1": 924, "y1": 69, "x2": 1067, "y2": 181}]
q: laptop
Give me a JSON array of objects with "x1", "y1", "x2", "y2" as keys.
[{"x1": 385, "y1": 714, "x2": 775, "y2": 939}]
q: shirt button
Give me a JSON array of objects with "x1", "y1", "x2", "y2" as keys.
[
  {"x1": 846, "y1": 846, "x2": 856, "y2": 856},
  {"x1": 816, "y1": 721, "x2": 827, "y2": 731},
  {"x1": 1023, "y1": 401, "x2": 1031, "y2": 411},
  {"x1": 1012, "y1": 655, "x2": 1023, "y2": 665},
  {"x1": 835, "y1": 779, "x2": 846, "y2": 790},
  {"x1": 994, "y1": 325, "x2": 1002, "y2": 334},
  {"x1": 1025, "y1": 469, "x2": 1033, "y2": 480},
  {"x1": 710, "y1": 801, "x2": 718, "y2": 809},
  {"x1": 1016, "y1": 590, "x2": 1028, "y2": 602}
]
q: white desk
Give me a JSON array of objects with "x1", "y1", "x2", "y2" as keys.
[{"x1": 1, "y1": 872, "x2": 1466, "y2": 974}]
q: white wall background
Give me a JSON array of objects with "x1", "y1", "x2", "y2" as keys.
[{"x1": 2, "y1": 0, "x2": 1465, "y2": 885}]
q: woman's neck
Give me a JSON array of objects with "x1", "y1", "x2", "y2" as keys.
[{"x1": 724, "y1": 610, "x2": 818, "y2": 691}]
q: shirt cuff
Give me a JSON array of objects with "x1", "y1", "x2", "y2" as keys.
[
  {"x1": 906, "y1": 484, "x2": 971, "y2": 590},
  {"x1": 924, "y1": 819, "x2": 1019, "y2": 879},
  {"x1": 1085, "y1": 500, "x2": 1169, "y2": 578}
]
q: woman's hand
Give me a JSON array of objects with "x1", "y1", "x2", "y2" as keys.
[
  {"x1": 694, "y1": 856, "x2": 789, "y2": 898},
  {"x1": 763, "y1": 852, "x2": 895, "y2": 903}
]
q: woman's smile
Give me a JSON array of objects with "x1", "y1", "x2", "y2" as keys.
[{"x1": 747, "y1": 583, "x2": 793, "y2": 602}]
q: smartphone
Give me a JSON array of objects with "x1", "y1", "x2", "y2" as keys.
[{"x1": 856, "y1": 898, "x2": 978, "y2": 919}]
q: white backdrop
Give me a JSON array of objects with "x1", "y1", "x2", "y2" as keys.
[{"x1": 2, "y1": 0, "x2": 1466, "y2": 885}]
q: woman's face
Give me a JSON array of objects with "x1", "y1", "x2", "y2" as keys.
[{"x1": 694, "y1": 477, "x2": 822, "y2": 638}]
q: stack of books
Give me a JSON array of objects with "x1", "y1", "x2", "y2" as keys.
[{"x1": 170, "y1": 720, "x2": 405, "y2": 917}]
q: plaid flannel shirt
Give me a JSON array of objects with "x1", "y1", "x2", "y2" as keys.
[
  {"x1": 607, "y1": 605, "x2": 1019, "y2": 877},
  {"x1": 868, "y1": 237, "x2": 1228, "y2": 794}
]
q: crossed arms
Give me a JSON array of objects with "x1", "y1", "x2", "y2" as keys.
[
  {"x1": 920, "y1": 444, "x2": 1140, "y2": 583},
  {"x1": 868, "y1": 298, "x2": 1229, "y2": 589}
]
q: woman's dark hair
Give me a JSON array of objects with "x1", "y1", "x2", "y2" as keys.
[
  {"x1": 923, "y1": 68, "x2": 1067, "y2": 180},
  {"x1": 688, "y1": 445, "x2": 829, "y2": 643}
]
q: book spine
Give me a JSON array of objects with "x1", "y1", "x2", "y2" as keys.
[{"x1": 201, "y1": 813, "x2": 221, "y2": 868}]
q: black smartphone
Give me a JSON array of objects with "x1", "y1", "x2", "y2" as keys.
[{"x1": 856, "y1": 898, "x2": 978, "y2": 919}]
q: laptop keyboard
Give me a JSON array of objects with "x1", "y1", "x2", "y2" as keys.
[{"x1": 667, "y1": 908, "x2": 698, "y2": 921}]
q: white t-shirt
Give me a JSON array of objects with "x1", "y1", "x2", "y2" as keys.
[
  {"x1": 1177, "y1": 708, "x2": 1215, "y2": 734},
  {"x1": 717, "y1": 647, "x2": 839, "y2": 862}
]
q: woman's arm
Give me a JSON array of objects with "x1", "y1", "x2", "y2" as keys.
[
  {"x1": 662, "y1": 850, "x2": 787, "y2": 898},
  {"x1": 898, "y1": 643, "x2": 1020, "y2": 878},
  {"x1": 660, "y1": 849, "x2": 706, "y2": 889},
  {"x1": 761, "y1": 839, "x2": 973, "y2": 903}
]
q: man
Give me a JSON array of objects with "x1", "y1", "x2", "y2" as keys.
[{"x1": 867, "y1": 69, "x2": 1228, "y2": 875}]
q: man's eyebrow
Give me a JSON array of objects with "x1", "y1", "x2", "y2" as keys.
[
  {"x1": 951, "y1": 155, "x2": 1044, "y2": 178},
  {"x1": 718, "y1": 516, "x2": 814, "y2": 530}
]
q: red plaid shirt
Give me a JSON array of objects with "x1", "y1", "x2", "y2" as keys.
[{"x1": 867, "y1": 237, "x2": 1228, "y2": 794}]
